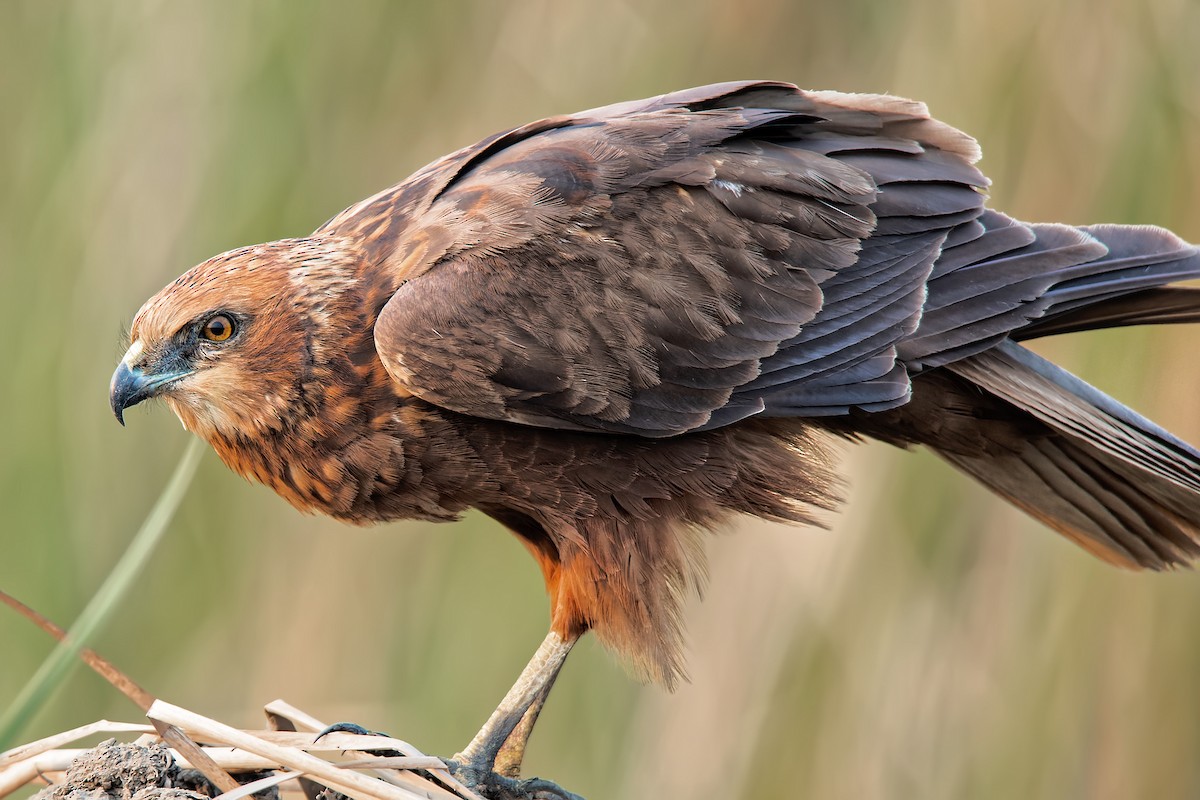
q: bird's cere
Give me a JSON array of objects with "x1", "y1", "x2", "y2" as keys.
[{"x1": 110, "y1": 338, "x2": 199, "y2": 425}]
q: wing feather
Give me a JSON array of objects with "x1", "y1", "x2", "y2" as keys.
[{"x1": 359, "y1": 82, "x2": 989, "y2": 436}]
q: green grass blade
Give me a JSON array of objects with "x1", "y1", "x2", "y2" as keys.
[{"x1": 0, "y1": 437, "x2": 206, "y2": 750}]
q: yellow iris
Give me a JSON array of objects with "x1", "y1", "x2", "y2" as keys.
[{"x1": 201, "y1": 314, "x2": 234, "y2": 342}]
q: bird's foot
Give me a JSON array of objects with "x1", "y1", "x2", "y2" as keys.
[
  {"x1": 314, "y1": 723, "x2": 582, "y2": 799},
  {"x1": 443, "y1": 758, "x2": 584, "y2": 800}
]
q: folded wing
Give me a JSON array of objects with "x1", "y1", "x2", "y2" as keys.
[{"x1": 364, "y1": 82, "x2": 988, "y2": 436}]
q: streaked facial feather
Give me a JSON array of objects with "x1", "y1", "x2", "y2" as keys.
[{"x1": 129, "y1": 237, "x2": 363, "y2": 439}]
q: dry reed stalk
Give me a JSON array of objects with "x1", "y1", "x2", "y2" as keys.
[{"x1": 0, "y1": 699, "x2": 489, "y2": 800}]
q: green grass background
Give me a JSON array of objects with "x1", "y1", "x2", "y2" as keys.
[{"x1": 4, "y1": 2, "x2": 1200, "y2": 797}]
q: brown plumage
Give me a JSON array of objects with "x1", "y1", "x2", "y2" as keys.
[{"x1": 111, "y1": 81, "x2": 1200, "y2": 791}]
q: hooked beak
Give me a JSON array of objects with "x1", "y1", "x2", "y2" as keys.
[{"x1": 110, "y1": 341, "x2": 193, "y2": 426}]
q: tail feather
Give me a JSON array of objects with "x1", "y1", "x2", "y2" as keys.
[
  {"x1": 951, "y1": 342, "x2": 1200, "y2": 497},
  {"x1": 935, "y1": 426, "x2": 1200, "y2": 568},
  {"x1": 904, "y1": 341, "x2": 1200, "y2": 569}
]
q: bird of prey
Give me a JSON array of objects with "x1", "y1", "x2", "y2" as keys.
[{"x1": 111, "y1": 81, "x2": 1200, "y2": 797}]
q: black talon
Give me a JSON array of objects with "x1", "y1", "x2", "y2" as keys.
[{"x1": 313, "y1": 722, "x2": 403, "y2": 758}]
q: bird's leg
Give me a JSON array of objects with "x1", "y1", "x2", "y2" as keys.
[
  {"x1": 492, "y1": 668, "x2": 557, "y2": 777},
  {"x1": 449, "y1": 628, "x2": 579, "y2": 796},
  {"x1": 457, "y1": 628, "x2": 577, "y2": 772}
]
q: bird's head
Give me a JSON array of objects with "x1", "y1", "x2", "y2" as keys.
[{"x1": 110, "y1": 237, "x2": 364, "y2": 441}]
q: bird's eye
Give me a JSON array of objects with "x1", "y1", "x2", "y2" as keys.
[{"x1": 201, "y1": 314, "x2": 235, "y2": 342}]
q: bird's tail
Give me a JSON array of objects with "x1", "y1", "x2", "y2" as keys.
[
  {"x1": 873, "y1": 219, "x2": 1200, "y2": 568},
  {"x1": 917, "y1": 340, "x2": 1200, "y2": 568}
]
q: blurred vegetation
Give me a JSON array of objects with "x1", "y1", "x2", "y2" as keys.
[{"x1": 3, "y1": 1, "x2": 1200, "y2": 798}]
